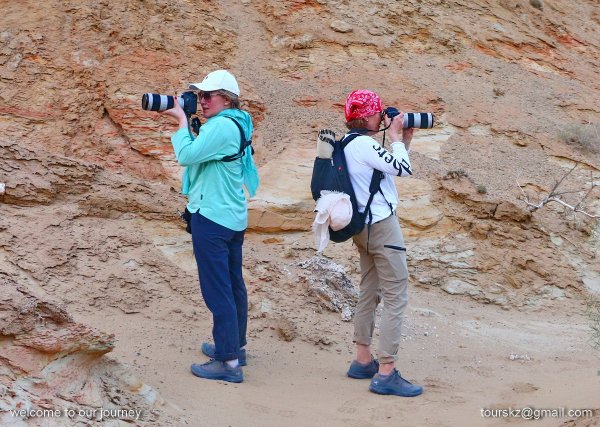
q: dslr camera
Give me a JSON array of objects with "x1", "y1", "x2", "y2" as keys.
[
  {"x1": 383, "y1": 107, "x2": 435, "y2": 129},
  {"x1": 141, "y1": 91, "x2": 198, "y2": 117}
]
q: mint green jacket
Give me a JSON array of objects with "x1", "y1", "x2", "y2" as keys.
[{"x1": 170, "y1": 109, "x2": 259, "y2": 231}]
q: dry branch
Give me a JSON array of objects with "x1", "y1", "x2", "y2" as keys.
[{"x1": 517, "y1": 164, "x2": 599, "y2": 219}]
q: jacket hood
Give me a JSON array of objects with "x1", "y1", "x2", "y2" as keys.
[
  {"x1": 216, "y1": 108, "x2": 253, "y2": 140},
  {"x1": 215, "y1": 108, "x2": 259, "y2": 197}
]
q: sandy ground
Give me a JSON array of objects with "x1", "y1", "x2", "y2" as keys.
[{"x1": 75, "y1": 232, "x2": 600, "y2": 427}]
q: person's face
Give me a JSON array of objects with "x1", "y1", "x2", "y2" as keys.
[
  {"x1": 364, "y1": 112, "x2": 382, "y2": 132},
  {"x1": 199, "y1": 91, "x2": 230, "y2": 118}
]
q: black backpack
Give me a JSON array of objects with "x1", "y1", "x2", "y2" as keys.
[{"x1": 310, "y1": 130, "x2": 388, "y2": 243}]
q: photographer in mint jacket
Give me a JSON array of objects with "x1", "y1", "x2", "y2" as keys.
[
  {"x1": 343, "y1": 90, "x2": 423, "y2": 397},
  {"x1": 162, "y1": 70, "x2": 259, "y2": 383}
]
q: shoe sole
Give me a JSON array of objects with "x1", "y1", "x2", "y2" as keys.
[
  {"x1": 347, "y1": 371, "x2": 376, "y2": 379},
  {"x1": 190, "y1": 366, "x2": 244, "y2": 383},
  {"x1": 369, "y1": 385, "x2": 422, "y2": 397}
]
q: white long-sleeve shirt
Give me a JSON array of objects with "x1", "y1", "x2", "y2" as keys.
[{"x1": 343, "y1": 134, "x2": 412, "y2": 223}]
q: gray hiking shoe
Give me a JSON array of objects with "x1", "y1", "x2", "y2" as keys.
[
  {"x1": 347, "y1": 358, "x2": 380, "y2": 379},
  {"x1": 369, "y1": 369, "x2": 423, "y2": 397},
  {"x1": 190, "y1": 359, "x2": 243, "y2": 383}
]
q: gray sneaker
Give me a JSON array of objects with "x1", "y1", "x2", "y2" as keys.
[
  {"x1": 347, "y1": 358, "x2": 380, "y2": 379},
  {"x1": 191, "y1": 359, "x2": 243, "y2": 383},
  {"x1": 369, "y1": 369, "x2": 423, "y2": 397}
]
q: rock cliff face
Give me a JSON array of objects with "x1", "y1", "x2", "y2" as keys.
[{"x1": 1, "y1": 0, "x2": 599, "y2": 425}]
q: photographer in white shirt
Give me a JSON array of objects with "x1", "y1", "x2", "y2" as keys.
[{"x1": 343, "y1": 89, "x2": 423, "y2": 398}]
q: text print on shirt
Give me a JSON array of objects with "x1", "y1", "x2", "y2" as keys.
[{"x1": 373, "y1": 144, "x2": 412, "y2": 176}]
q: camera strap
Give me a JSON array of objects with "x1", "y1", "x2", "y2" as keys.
[{"x1": 379, "y1": 117, "x2": 394, "y2": 147}]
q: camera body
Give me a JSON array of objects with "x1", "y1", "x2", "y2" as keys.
[
  {"x1": 141, "y1": 91, "x2": 198, "y2": 116},
  {"x1": 383, "y1": 107, "x2": 435, "y2": 129}
]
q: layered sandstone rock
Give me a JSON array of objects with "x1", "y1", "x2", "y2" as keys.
[{"x1": 0, "y1": 279, "x2": 178, "y2": 426}]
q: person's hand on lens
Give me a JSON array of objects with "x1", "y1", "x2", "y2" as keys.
[
  {"x1": 386, "y1": 111, "x2": 403, "y2": 142},
  {"x1": 161, "y1": 96, "x2": 188, "y2": 129},
  {"x1": 402, "y1": 127, "x2": 414, "y2": 144}
]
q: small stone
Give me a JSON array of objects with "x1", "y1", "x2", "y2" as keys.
[
  {"x1": 538, "y1": 285, "x2": 566, "y2": 300},
  {"x1": 529, "y1": 0, "x2": 543, "y2": 10},
  {"x1": 368, "y1": 27, "x2": 384, "y2": 36},
  {"x1": 263, "y1": 237, "x2": 284, "y2": 244},
  {"x1": 276, "y1": 318, "x2": 297, "y2": 342},
  {"x1": 513, "y1": 139, "x2": 529, "y2": 147},
  {"x1": 509, "y1": 353, "x2": 531, "y2": 361},
  {"x1": 341, "y1": 305, "x2": 353, "y2": 322},
  {"x1": 283, "y1": 247, "x2": 295, "y2": 258},
  {"x1": 442, "y1": 280, "x2": 479, "y2": 295},
  {"x1": 491, "y1": 23, "x2": 506, "y2": 33},
  {"x1": 330, "y1": 20, "x2": 353, "y2": 33},
  {"x1": 413, "y1": 308, "x2": 440, "y2": 317},
  {"x1": 260, "y1": 300, "x2": 272, "y2": 316}
]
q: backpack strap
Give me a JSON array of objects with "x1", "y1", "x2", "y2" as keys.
[
  {"x1": 221, "y1": 117, "x2": 253, "y2": 162},
  {"x1": 364, "y1": 170, "x2": 383, "y2": 253},
  {"x1": 339, "y1": 131, "x2": 385, "y2": 219}
]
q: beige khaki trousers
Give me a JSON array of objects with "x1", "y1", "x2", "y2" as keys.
[{"x1": 352, "y1": 214, "x2": 409, "y2": 364}]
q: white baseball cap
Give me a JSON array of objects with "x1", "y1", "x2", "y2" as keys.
[{"x1": 189, "y1": 70, "x2": 240, "y2": 96}]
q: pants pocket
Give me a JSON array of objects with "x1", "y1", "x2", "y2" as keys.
[{"x1": 384, "y1": 244, "x2": 406, "y2": 252}]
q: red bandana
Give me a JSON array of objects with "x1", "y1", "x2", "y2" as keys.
[{"x1": 344, "y1": 90, "x2": 383, "y2": 122}]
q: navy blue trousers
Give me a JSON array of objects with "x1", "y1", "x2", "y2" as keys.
[{"x1": 191, "y1": 213, "x2": 247, "y2": 361}]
